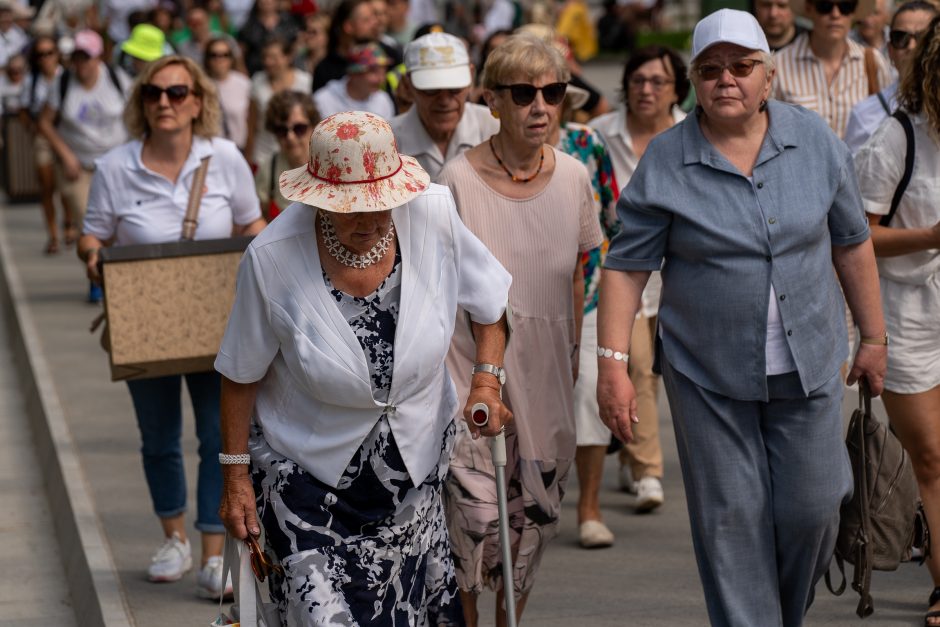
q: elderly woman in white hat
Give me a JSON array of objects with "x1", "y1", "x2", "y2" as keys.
[
  {"x1": 215, "y1": 110, "x2": 512, "y2": 625},
  {"x1": 596, "y1": 9, "x2": 886, "y2": 626}
]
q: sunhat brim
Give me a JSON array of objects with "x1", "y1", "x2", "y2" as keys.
[
  {"x1": 121, "y1": 40, "x2": 164, "y2": 62},
  {"x1": 279, "y1": 154, "x2": 431, "y2": 213},
  {"x1": 409, "y1": 65, "x2": 472, "y2": 91},
  {"x1": 566, "y1": 84, "x2": 590, "y2": 109}
]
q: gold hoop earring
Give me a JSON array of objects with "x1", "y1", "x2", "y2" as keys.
[{"x1": 490, "y1": 109, "x2": 500, "y2": 119}]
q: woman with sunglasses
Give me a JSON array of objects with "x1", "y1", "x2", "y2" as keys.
[
  {"x1": 19, "y1": 35, "x2": 64, "y2": 255},
  {"x1": 845, "y1": 0, "x2": 938, "y2": 153},
  {"x1": 254, "y1": 90, "x2": 318, "y2": 220},
  {"x1": 76, "y1": 55, "x2": 266, "y2": 600},
  {"x1": 854, "y1": 15, "x2": 940, "y2": 626},
  {"x1": 438, "y1": 33, "x2": 603, "y2": 626},
  {"x1": 203, "y1": 35, "x2": 251, "y2": 153},
  {"x1": 597, "y1": 10, "x2": 885, "y2": 626}
]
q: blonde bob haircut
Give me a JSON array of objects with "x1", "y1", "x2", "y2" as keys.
[
  {"x1": 481, "y1": 32, "x2": 570, "y2": 91},
  {"x1": 124, "y1": 55, "x2": 222, "y2": 139}
]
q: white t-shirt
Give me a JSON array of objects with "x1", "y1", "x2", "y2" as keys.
[
  {"x1": 0, "y1": 25, "x2": 28, "y2": 68},
  {"x1": 215, "y1": 71, "x2": 252, "y2": 150},
  {"x1": 83, "y1": 136, "x2": 261, "y2": 246},
  {"x1": 46, "y1": 64, "x2": 130, "y2": 168},
  {"x1": 312, "y1": 76, "x2": 396, "y2": 121},
  {"x1": 855, "y1": 111, "x2": 940, "y2": 286},
  {"x1": 250, "y1": 69, "x2": 312, "y2": 165}
]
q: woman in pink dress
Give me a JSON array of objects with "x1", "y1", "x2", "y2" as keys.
[{"x1": 438, "y1": 33, "x2": 603, "y2": 627}]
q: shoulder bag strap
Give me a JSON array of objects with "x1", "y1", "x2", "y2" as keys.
[
  {"x1": 876, "y1": 90, "x2": 891, "y2": 115},
  {"x1": 864, "y1": 47, "x2": 880, "y2": 97},
  {"x1": 879, "y1": 110, "x2": 915, "y2": 228},
  {"x1": 181, "y1": 156, "x2": 212, "y2": 241}
]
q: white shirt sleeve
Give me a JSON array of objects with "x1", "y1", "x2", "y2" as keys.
[
  {"x1": 854, "y1": 116, "x2": 906, "y2": 216},
  {"x1": 215, "y1": 247, "x2": 280, "y2": 383},
  {"x1": 82, "y1": 165, "x2": 118, "y2": 240},
  {"x1": 446, "y1": 189, "x2": 511, "y2": 325}
]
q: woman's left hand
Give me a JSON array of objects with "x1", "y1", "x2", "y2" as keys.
[
  {"x1": 463, "y1": 384, "x2": 513, "y2": 440},
  {"x1": 846, "y1": 343, "x2": 888, "y2": 396}
]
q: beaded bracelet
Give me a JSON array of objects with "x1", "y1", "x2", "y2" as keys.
[
  {"x1": 597, "y1": 346, "x2": 629, "y2": 363},
  {"x1": 218, "y1": 453, "x2": 251, "y2": 465}
]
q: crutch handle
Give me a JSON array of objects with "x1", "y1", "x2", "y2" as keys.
[{"x1": 471, "y1": 402, "x2": 489, "y2": 427}]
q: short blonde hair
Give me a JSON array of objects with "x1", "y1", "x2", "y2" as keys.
[
  {"x1": 124, "y1": 55, "x2": 222, "y2": 139},
  {"x1": 481, "y1": 33, "x2": 570, "y2": 90}
]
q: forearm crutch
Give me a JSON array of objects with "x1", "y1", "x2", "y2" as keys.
[{"x1": 471, "y1": 402, "x2": 518, "y2": 627}]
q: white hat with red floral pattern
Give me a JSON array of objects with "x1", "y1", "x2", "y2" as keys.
[{"x1": 279, "y1": 111, "x2": 430, "y2": 213}]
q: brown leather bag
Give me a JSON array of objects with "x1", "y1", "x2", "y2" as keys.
[
  {"x1": 825, "y1": 384, "x2": 929, "y2": 618},
  {"x1": 864, "y1": 47, "x2": 881, "y2": 97}
]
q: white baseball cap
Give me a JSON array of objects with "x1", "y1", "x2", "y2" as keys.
[
  {"x1": 691, "y1": 9, "x2": 769, "y2": 62},
  {"x1": 405, "y1": 32, "x2": 472, "y2": 91}
]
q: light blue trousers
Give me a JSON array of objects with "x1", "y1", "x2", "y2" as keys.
[{"x1": 661, "y1": 356, "x2": 852, "y2": 627}]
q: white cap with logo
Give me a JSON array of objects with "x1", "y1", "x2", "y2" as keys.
[
  {"x1": 405, "y1": 32, "x2": 472, "y2": 91},
  {"x1": 691, "y1": 9, "x2": 770, "y2": 62}
]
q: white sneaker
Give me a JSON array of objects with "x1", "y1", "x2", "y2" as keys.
[
  {"x1": 197, "y1": 555, "x2": 234, "y2": 600},
  {"x1": 635, "y1": 476, "x2": 664, "y2": 513},
  {"x1": 148, "y1": 532, "x2": 193, "y2": 582},
  {"x1": 618, "y1": 465, "x2": 637, "y2": 495}
]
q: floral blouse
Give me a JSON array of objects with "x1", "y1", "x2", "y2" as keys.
[{"x1": 556, "y1": 121, "x2": 620, "y2": 314}]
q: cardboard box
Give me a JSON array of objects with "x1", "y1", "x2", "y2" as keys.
[{"x1": 99, "y1": 237, "x2": 252, "y2": 381}]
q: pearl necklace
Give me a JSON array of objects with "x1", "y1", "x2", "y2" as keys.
[{"x1": 319, "y1": 212, "x2": 395, "y2": 269}]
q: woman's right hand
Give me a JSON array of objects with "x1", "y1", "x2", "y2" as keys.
[
  {"x1": 219, "y1": 469, "x2": 260, "y2": 540},
  {"x1": 62, "y1": 151, "x2": 82, "y2": 181},
  {"x1": 597, "y1": 362, "x2": 639, "y2": 444}
]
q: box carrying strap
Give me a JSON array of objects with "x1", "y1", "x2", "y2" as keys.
[{"x1": 181, "y1": 156, "x2": 212, "y2": 241}]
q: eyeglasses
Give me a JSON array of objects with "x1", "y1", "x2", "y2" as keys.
[
  {"x1": 207, "y1": 50, "x2": 232, "y2": 59},
  {"x1": 141, "y1": 83, "x2": 192, "y2": 104},
  {"x1": 695, "y1": 58, "x2": 763, "y2": 81},
  {"x1": 493, "y1": 82, "x2": 567, "y2": 106},
  {"x1": 888, "y1": 28, "x2": 923, "y2": 49},
  {"x1": 628, "y1": 76, "x2": 673, "y2": 91},
  {"x1": 245, "y1": 535, "x2": 283, "y2": 583},
  {"x1": 417, "y1": 87, "x2": 465, "y2": 98},
  {"x1": 272, "y1": 122, "x2": 310, "y2": 138},
  {"x1": 812, "y1": 0, "x2": 858, "y2": 14},
  {"x1": 35, "y1": 49, "x2": 57, "y2": 58}
]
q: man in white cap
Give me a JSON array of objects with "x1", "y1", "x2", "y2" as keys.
[
  {"x1": 773, "y1": 0, "x2": 892, "y2": 138},
  {"x1": 390, "y1": 32, "x2": 499, "y2": 181}
]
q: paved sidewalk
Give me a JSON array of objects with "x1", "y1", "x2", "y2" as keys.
[{"x1": 1, "y1": 199, "x2": 933, "y2": 626}]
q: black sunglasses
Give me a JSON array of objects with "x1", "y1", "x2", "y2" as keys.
[
  {"x1": 141, "y1": 83, "x2": 192, "y2": 104},
  {"x1": 35, "y1": 49, "x2": 57, "y2": 58},
  {"x1": 273, "y1": 122, "x2": 310, "y2": 138},
  {"x1": 888, "y1": 28, "x2": 923, "y2": 49},
  {"x1": 695, "y1": 58, "x2": 763, "y2": 81},
  {"x1": 813, "y1": 0, "x2": 858, "y2": 14},
  {"x1": 493, "y1": 82, "x2": 567, "y2": 106},
  {"x1": 207, "y1": 50, "x2": 232, "y2": 59}
]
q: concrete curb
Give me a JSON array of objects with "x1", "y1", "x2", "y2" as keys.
[{"x1": 0, "y1": 221, "x2": 134, "y2": 626}]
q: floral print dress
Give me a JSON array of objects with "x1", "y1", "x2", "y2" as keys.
[{"x1": 248, "y1": 250, "x2": 464, "y2": 626}]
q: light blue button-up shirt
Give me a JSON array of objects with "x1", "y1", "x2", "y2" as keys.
[{"x1": 605, "y1": 100, "x2": 871, "y2": 401}]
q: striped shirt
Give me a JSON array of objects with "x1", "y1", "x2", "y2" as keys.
[{"x1": 772, "y1": 32, "x2": 891, "y2": 139}]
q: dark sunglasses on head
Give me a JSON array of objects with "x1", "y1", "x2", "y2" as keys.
[
  {"x1": 493, "y1": 82, "x2": 567, "y2": 106},
  {"x1": 245, "y1": 535, "x2": 283, "y2": 583},
  {"x1": 813, "y1": 0, "x2": 858, "y2": 14},
  {"x1": 141, "y1": 83, "x2": 192, "y2": 104},
  {"x1": 888, "y1": 28, "x2": 923, "y2": 49},
  {"x1": 695, "y1": 58, "x2": 763, "y2": 81},
  {"x1": 207, "y1": 50, "x2": 232, "y2": 59},
  {"x1": 273, "y1": 122, "x2": 310, "y2": 138}
]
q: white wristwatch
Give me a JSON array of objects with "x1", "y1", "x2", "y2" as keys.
[{"x1": 472, "y1": 363, "x2": 507, "y2": 385}]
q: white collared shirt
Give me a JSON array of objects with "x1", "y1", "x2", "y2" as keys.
[
  {"x1": 845, "y1": 81, "x2": 898, "y2": 155},
  {"x1": 215, "y1": 184, "x2": 512, "y2": 488},
  {"x1": 312, "y1": 75, "x2": 396, "y2": 121},
  {"x1": 391, "y1": 102, "x2": 500, "y2": 181},
  {"x1": 589, "y1": 104, "x2": 686, "y2": 319},
  {"x1": 83, "y1": 136, "x2": 261, "y2": 246}
]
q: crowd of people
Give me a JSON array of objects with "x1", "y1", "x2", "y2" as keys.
[{"x1": 1, "y1": 0, "x2": 939, "y2": 625}]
